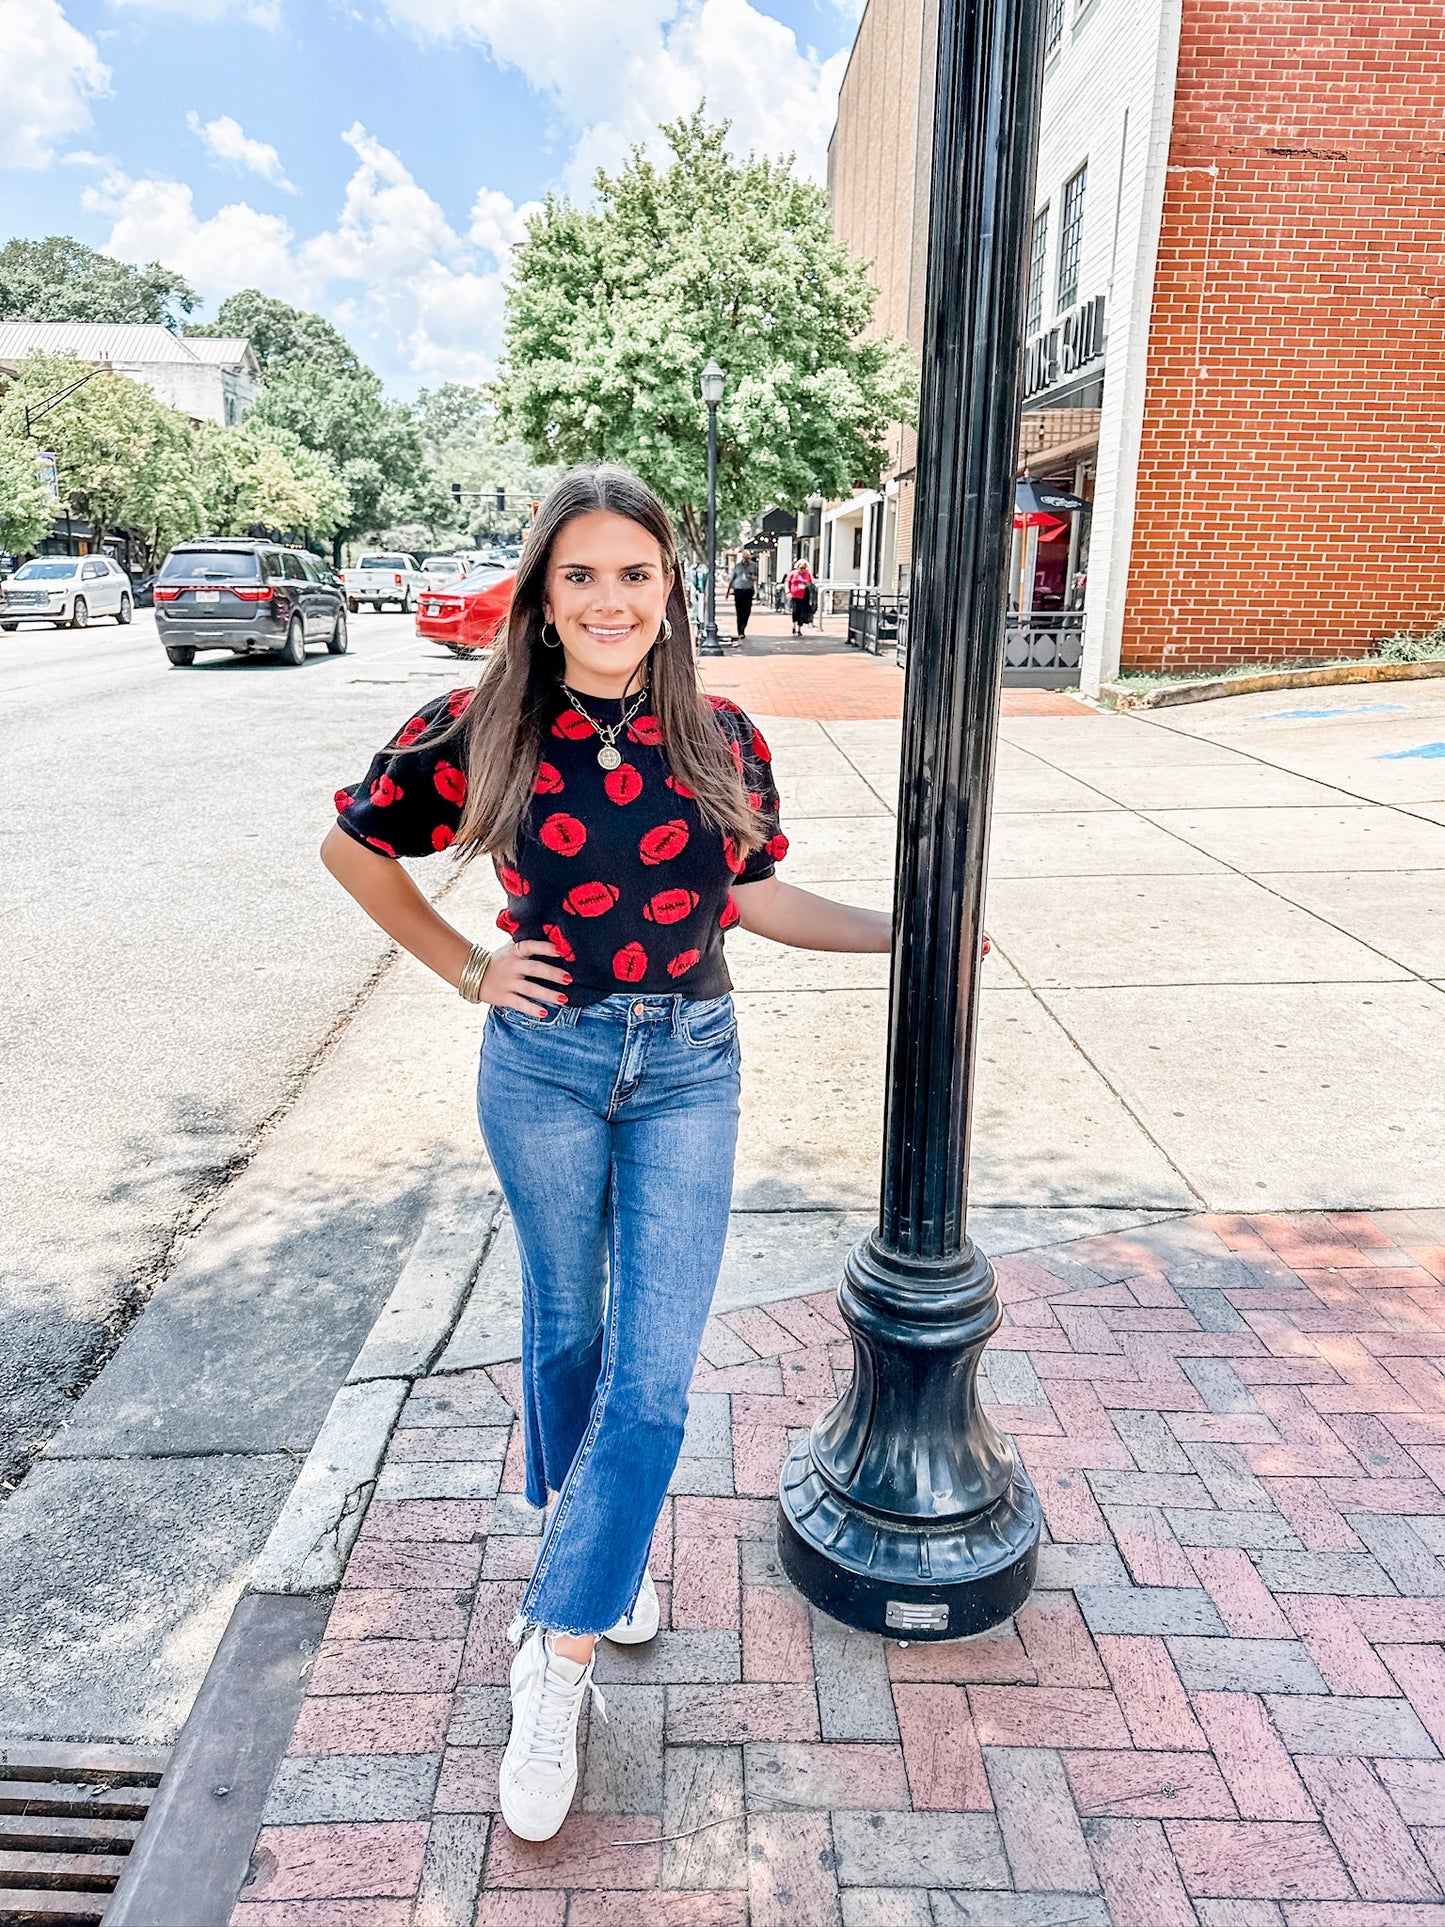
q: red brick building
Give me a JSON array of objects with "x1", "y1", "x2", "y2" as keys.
[
  {"x1": 829, "y1": 0, "x2": 1445, "y2": 687},
  {"x1": 1123, "y1": 0, "x2": 1445, "y2": 674}
]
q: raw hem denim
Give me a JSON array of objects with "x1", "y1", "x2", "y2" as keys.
[{"x1": 476, "y1": 991, "x2": 740, "y2": 1636}]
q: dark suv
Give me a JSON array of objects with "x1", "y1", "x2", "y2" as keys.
[{"x1": 154, "y1": 541, "x2": 348, "y2": 666}]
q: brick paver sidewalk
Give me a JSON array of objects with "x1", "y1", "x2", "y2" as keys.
[
  {"x1": 693, "y1": 612, "x2": 1091, "y2": 720},
  {"x1": 233, "y1": 1209, "x2": 1445, "y2": 1925}
]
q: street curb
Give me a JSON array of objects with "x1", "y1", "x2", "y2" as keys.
[
  {"x1": 104, "y1": 1591, "x2": 333, "y2": 1927},
  {"x1": 1102, "y1": 658, "x2": 1445, "y2": 709},
  {"x1": 249, "y1": 1192, "x2": 500, "y2": 1595},
  {"x1": 105, "y1": 1196, "x2": 499, "y2": 1924}
]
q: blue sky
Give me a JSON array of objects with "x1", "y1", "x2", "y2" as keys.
[{"x1": 2, "y1": 0, "x2": 861, "y2": 394}]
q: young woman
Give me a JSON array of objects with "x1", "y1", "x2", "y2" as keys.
[{"x1": 321, "y1": 465, "x2": 889, "y2": 1844}]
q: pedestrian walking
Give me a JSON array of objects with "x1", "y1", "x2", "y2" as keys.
[
  {"x1": 321, "y1": 464, "x2": 891, "y2": 1845},
  {"x1": 787, "y1": 558, "x2": 814, "y2": 636},
  {"x1": 727, "y1": 553, "x2": 755, "y2": 645}
]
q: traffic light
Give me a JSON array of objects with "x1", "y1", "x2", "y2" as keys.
[
  {"x1": 496, "y1": 487, "x2": 506, "y2": 514},
  {"x1": 450, "y1": 482, "x2": 462, "y2": 508}
]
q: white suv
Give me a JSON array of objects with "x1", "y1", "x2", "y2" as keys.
[{"x1": 1, "y1": 555, "x2": 134, "y2": 631}]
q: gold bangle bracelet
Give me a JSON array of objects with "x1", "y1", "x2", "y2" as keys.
[{"x1": 458, "y1": 942, "x2": 494, "y2": 1004}]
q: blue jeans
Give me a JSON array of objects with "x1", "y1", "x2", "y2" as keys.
[{"x1": 476, "y1": 992, "x2": 741, "y2": 1636}]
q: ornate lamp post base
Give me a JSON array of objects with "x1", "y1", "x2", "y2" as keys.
[{"x1": 778, "y1": 1233, "x2": 1040, "y2": 1640}]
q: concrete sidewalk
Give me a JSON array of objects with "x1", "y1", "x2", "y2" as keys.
[{"x1": 233, "y1": 1205, "x2": 1445, "y2": 1924}]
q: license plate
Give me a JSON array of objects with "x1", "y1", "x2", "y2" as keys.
[
  {"x1": 196, "y1": 589, "x2": 221, "y2": 603},
  {"x1": 424, "y1": 602, "x2": 439, "y2": 616}
]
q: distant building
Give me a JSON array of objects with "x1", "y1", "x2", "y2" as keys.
[
  {"x1": 829, "y1": 0, "x2": 1445, "y2": 689},
  {"x1": 0, "y1": 322, "x2": 261, "y2": 427}
]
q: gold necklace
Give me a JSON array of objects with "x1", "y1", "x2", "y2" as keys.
[{"x1": 562, "y1": 683, "x2": 650, "y2": 770}]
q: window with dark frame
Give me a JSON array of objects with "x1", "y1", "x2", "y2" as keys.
[
  {"x1": 1026, "y1": 209, "x2": 1048, "y2": 336},
  {"x1": 1056, "y1": 164, "x2": 1087, "y2": 311},
  {"x1": 1045, "y1": 0, "x2": 1065, "y2": 55}
]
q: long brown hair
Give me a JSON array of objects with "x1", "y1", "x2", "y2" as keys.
[{"x1": 445, "y1": 465, "x2": 763, "y2": 862}]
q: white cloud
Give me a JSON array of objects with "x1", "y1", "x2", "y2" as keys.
[
  {"x1": 375, "y1": 0, "x2": 848, "y2": 187},
  {"x1": 109, "y1": 0, "x2": 281, "y2": 28},
  {"x1": 0, "y1": 0, "x2": 109, "y2": 169},
  {"x1": 186, "y1": 111, "x2": 296, "y2": 191},
  {"x1": 87, "y1": 126, "x2": 536, "y2": 388}
]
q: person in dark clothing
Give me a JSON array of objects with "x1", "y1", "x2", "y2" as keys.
[{"x1": 727, "y1": 555, "x2": 755, "y2": 646}]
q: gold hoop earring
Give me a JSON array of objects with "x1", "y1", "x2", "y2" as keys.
[
  {"x1": 660, "y1": 617, "x2": 673, "y2": 643},
  {"x1": 540, "y1": 621, "x2": 561, "y2": 649}
]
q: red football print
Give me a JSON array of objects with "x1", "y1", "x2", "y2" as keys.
[
  {"x1": 723, "y1": 834, "x2": 745, "y2": 874},
  {"x1": 540, "y1": 812, "x2": 587, "y2": 856},
  {"x1": 563, "y1": 881, "x2": 620, "y2": 918},
  {"x1": 543, "y1": 922, "x2": 575, "y2": 962},
  {"x1": 534, "y1": 761, "x2": 564, "y2": 795},
  {"x1": 398, "y1": 714, "x2": 429, "y2": 747},
  {"x1": 707, "y1": 694, "x2": 740, "y2": 715},
  {"x1": 613, "y1": 941, "x2": 648, "y2": 983},
  {"x1": 627, "y1": 713, "x2": 664, "y2": 746},
  {"x1": 667, "y1": 948, "x2": 701, "y2": 979},
  {"x1": 434, "y1": 762, "x2": 467, "y2": 806},
  {"x1": 366, "y1": 836, "x2": 397, "y2": 857},
  {"x1": 719, "y1": 894, "x2": 741, "y2": 930},
  {"x1": 768, "y1": 832, "x2": 790, "y2": 862},
  {"x1": 333, "y1": 787, "x2": 353, "y2": 813},
  {"x1": 747, "y1": 791, "x2": 764, "y2": 811},
  {"x1": 497, "y1": 864, "x2": 530, "y2": 896},
  {"x1": 447, "y1": 688, "x2": 475, "y2": 718},
  {"x1": 432, "y1": 824, "x2": 456, "y2": 852},
  {"x1": 496, "y1": 909, "x2": 520, "y2": 936},
  {"x1": 725, "y1": 737, "x2": 744, "y2": 773},
  {"x1": 643, "y1": 888, "x2": 699, "y2": 925},
  {"x1": 604, "y1": 762, "x2": 643, "y2": 805},
  {"x1": 640, "y1": 819, "x2": 689, "y2": 865},
  {"x1": 750, "y1": 725, "x2": 773, "y2": 763},
  {"x1": 552, "y1": 709, "x2": 594, "y2": 740},
  {"x1": 665, "y1": 773, "x2": 695, "y2": 800},
  {"x1": 370, "y1": 772, "x2": 402, "y2": 807}
]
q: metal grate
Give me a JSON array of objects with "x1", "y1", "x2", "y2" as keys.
[{"x1": 0, "y1": 1744, "x2": 168, "y2": 1925}]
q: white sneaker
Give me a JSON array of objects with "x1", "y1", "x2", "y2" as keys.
[
  {"x1": 498, "y1": 1629, "x2": 604, "y2": 1841},
  {"x1": 604, "y1": 1568, "x2": 660, "y2": 1646}
]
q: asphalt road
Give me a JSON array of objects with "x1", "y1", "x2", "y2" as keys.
[{"x1": 0, "y1": 607, "x2": 479, "y2": 1488}]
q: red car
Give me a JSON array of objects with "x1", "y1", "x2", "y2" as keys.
[{"x1": 415, "y1": 566, "x2": 515, "y2": 658}]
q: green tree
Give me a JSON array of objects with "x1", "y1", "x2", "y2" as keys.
[
  {"x1": 414, "y1": 383, "x2": 562, "y2": 544},
  {"x1": 187, "y1": 289, "x2": 362, "y2": 376},
  {"x1": 247, "y1": 357, "x2": 435, "y2": 563},
  {"x1": 492, "y1": 110, "x2": 915, "y2": 557},
  {"x1": 199, "y1": 421, "x2": 349, "y2": 540},
  {"x1": 0, "y1": 237, "x2": 197, "y2": 330},
  {"x1": 0, "y1": 437, "x2": 55, "y2": 556},
  {"x1": 0, "y1": 355, "x2": 204, "y2": 566}
]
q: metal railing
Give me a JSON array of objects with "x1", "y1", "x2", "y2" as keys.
[
  {"x1": 847, "y1": 589, "x2": 909, "y2": 657},
  {"x1": 872, "y1": 595, "x2": 1083, "y2": 686}
]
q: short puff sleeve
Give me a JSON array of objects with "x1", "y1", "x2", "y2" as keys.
[{"x1": 333, "y1": 688, "x2": 474, "y2": 859}]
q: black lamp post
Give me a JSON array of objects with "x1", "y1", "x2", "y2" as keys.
[
  {"x1": 698, "y1": 358, "x2": 725, "y2": 657},
  {"x1": 777, "y1": 0, "x2": 1047, "y2": 1639}
]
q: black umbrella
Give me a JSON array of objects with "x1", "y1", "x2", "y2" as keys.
[{"x1": 1016, "y1": 479, "x2": 1092, "y2": 517}]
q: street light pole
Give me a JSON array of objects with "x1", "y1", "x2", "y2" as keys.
[
  {"x1": 777, "y1": 0, "x2": 1047, "y2": 1638},
  {"x1": 698, "y1": 359, "x2": 725, "y2": 658}
]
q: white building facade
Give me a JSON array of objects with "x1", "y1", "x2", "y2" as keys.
[{"x1": 0, "y1": 323, "x2": 262, "y2": 427}]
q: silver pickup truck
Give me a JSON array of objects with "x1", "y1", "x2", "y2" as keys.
[{"x1": 342, "y1": 551, "x2": 425, "y2": 614}]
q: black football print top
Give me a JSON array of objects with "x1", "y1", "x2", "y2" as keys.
[{"x1": 334, "y1": 686, "x2": 788, "y2": 1007}]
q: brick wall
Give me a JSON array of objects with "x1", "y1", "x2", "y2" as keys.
[{"x1": 1121, "y1": 0, "x2": 1445, "y2": 672}]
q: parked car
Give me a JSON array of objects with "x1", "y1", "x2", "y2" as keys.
[
  {"x1": 420, "y1": 556, "x2": 467, "y2": 588},
  {"x1": 0, "y1": 555, "x2": 133, "y2": 631},
  {"x1": 415, "y1": 565, "x2": 515, "y2": 658},
  {"x1": 342, "y1": 551, "x2": 425, "y2": 613},
  {"x1": 152, "y1": 541, "x2": 347, "y2": 666}
]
